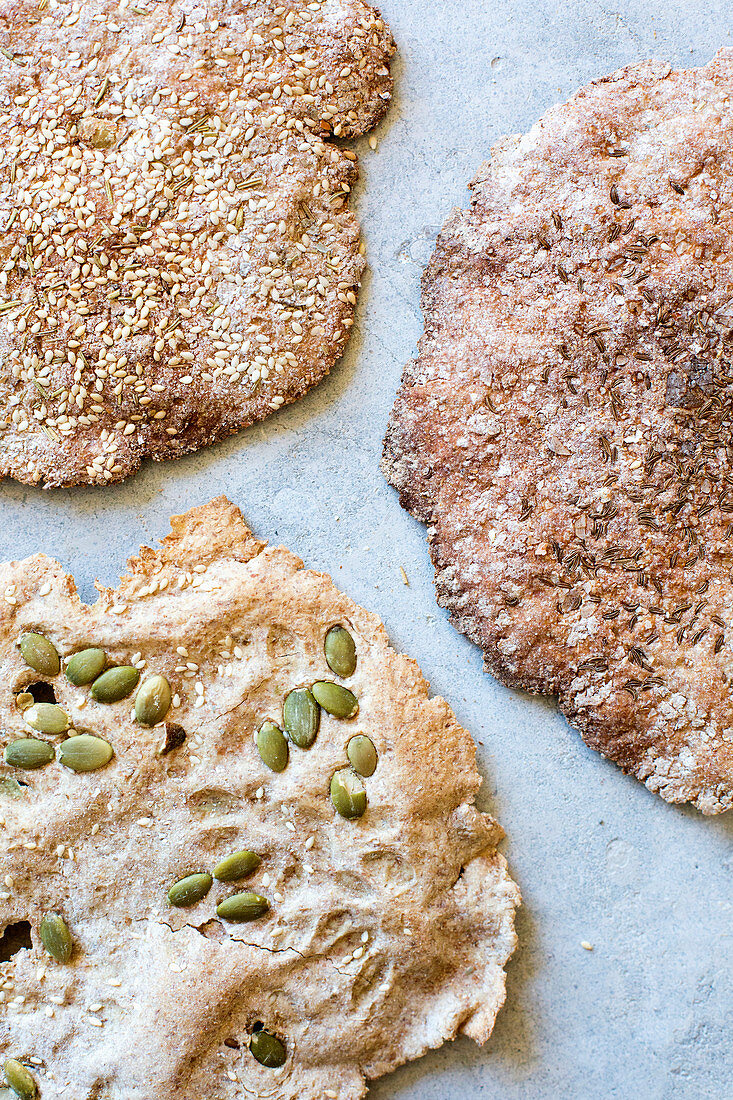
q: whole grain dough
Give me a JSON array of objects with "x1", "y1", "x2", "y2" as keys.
[
  {"x1": 0, "y1": 0, "x2": 394, "y2": 486},
  {"x1": 383, "y1": 52, "x2": 733, "y2": 814},
  {"x1": 0, "y1": 497, "x2": 519, "y2": 1099}
]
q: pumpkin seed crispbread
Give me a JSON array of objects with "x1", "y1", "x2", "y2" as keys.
[
  {"x1": 383, "y1": 52, "x2": 733, "y2": 814},
  {"x1": 0, "y1": 0, "x2": 394, "y2": 487},
  {"x1": 0, "y1": 497, "x2": 519, "y2": 1098}
]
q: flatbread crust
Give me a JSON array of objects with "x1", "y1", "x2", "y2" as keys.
[
  {"x1": 0, "y1": 497, "x2": 519, "y2": 1099},
  {"x1": 383, "y1": 51, "x2": 733, "y2": 815},
  {"x1": 0, "y1": 0, "x2": 394, "y2": 486}
]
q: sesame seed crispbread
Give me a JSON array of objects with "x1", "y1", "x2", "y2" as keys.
[
  {"x1": 0, "y1": 0, "x2": 394, "y2": 487},
  {"x1": 383, "y1": 52, "x2": 733, "y2": 814},
  {"x1": 0, "y1": 497, "x2": 519, "y2": 1099}
]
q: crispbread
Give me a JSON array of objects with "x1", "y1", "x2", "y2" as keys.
[
  {"x1": 0, "y1": 0, "x2": 394, "y2": 486},
  {"x1": 0, "y1": 497, "x2": 519, "y2": 1099},
  {"x1": 383, "y1": 52, "x2": 733, "y2": 814}
]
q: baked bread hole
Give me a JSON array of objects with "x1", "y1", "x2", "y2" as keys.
[
  {"x1": 0, "y1": 920, "x2": 32, "y2": 962},
  {"x1": 15, "y1": 681, "x2": 56, "y2": 705}
]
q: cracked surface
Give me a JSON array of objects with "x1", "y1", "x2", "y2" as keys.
[
  {"x1": 0, "y1": 497, "x2": 519, "y2": 1099},
  {"x1": 383, "y1": 52, "x2": 733, "y2": 813},
  {"x1": 0, "y1": 0, "x2": 394, "y2": 486}
]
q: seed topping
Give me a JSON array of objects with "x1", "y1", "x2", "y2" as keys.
[
  {"x1": 330, "y1": 767, "x2": 367, "y2": 819},
  {"x1": 167, "y1": 873, "x2": 213, "y2": 908},
  {"x1": 65, "y1": 648, "x2": 106, "y2": 686},
  {"x1": 324, "y1": 625, "x2": 357, "y2": 677},
  {"x1": 58, "y1": 734, "x2": 114, "y2": 773},
  {"x1": 91, "y1": 666, "x2": 140, "y2": 704},
  {"x1": 39, "y1": 912, "x2": 73, "y2": 963},
  {"x1": 3, "y1": 1059, "x2": 38, "y2": 1100},
  {"x1": 250, "y1": 1026, "x2": 287, "y2": 1068},
  {"x1": 256, "y1": 720, "x2": 288, "y2": 772},
  {"x1": 135, "y1": 674, "x2": 172, "y2": 726},
  {"x1": 312, "y1": 681, "x2": 359, "y2": 719},
  {"x1": 213, "y1": 850, "x2": 262, "y2": 882},
  {"x1": 347, "y1": 734, "x2": 377, "y2": 777},
  {"x1": 19, "y1": 632, "x2": 60, "y2": 677},
  {"x1": 23, "y1": 702, "x2": 69, "y2": 735},
  {"x1": 216, "y1": 892, "x2": 270, "y2": 922},
  {"x1": 282, "y1": 688, "x2": 320, "y2": 749},
  {"x1": 4, "y1": 737, "x2": 55, "y2": 769}
]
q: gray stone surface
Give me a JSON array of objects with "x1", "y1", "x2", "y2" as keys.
[{"x1": 1, "y1": 1, "x2": 732, "y2": 1097}]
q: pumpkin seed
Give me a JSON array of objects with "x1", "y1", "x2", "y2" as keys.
[
  {"x1": 91, "y1": 666, "x2": 140, "y2": 703},
  {"x1": 216, "y1": 892, "x2": 269, "y2": 921},
  {"x1": 65, "y1": 648, "x2": 106, "y2": 686},
  {"x1": 19, "y1": 632, "x2": 60, "y2": 677},
  {"x1": 0, "y1": 778, "x2": 24, "y2": 799},
  {"x1": 4, "y1": 738, "x2": 54, "y2": 770},
  {"x1": 282, "y1": 688, "x2": 319, "y2": 749},
  {"x1": 15, "y1": 693, "x2": 33, "y2": 712},
  {"x1": 213, "y1": 850, "x2": 261, "y2": 882},
  {"x1": 330, "y1": 768, "x2": 367, "y2": 819},
  {"x1": 24, "y1": 702, "x2": 69, "y2": 735},
  {"x1": 324, "y1": 625, "x2": 356, "y2": 677},
  {"x1": 312, "y1": 681, "x2": 359, "y2": 719},
  {"x1": 256, "y1": 721, "x2": 288, "y2": 772},
  {"x1": 167, "y1": 872, "x2": 213, "y2": 908},
  {"x1": 39, "y1": 912, "x2": 73, "y2": 963},
  {"x1": 250, "y1": 1027, "x2": 287, "y2": 1068},
  {"x1": 347, "y1": 735, "x2": 377, "y2": 777},
  {"x1": 135, "y1": 674, "x2": 171, "y2": 726},
  {"x1": 58, "y1": 734, "x2": 113, "y2": 773},
  {"x1": 3, "y1": 1060, "x2": 37, "y2": 1100}
]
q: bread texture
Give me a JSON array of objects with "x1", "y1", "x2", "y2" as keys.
[
  {"x1": 383, "y1": 52, "x2": 733, "y2": 814},
  {"x1": 0, "y1": 497, "x2": 519, "y2": 1098},
  {"x1": 0, "y1": 0, "x2": 394, "y2": 486}
]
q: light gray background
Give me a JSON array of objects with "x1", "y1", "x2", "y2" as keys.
[{"x1": 2, "y1": 1, "x2": 732, "y2": 1097}]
